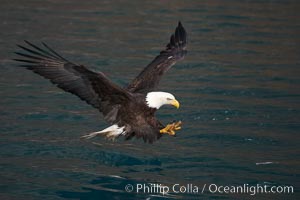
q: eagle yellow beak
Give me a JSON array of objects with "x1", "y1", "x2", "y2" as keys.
[{"x1": 170, "y1": 99, "x2": 180, "y2": 109}]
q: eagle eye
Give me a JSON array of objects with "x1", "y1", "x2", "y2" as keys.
[{"x1": 166, "y1": 98, "x2": 172, "y2": 101}]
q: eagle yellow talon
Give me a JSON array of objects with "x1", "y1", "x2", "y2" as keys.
[
  {"x1": 160, "y1": 121, "x2": 182, "y2": 136},
  {"x1": 175, "y1": 126, "x2": 181, "y2": 130}
]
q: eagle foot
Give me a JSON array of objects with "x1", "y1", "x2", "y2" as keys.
[{"x1": 160, "y1": 121, "x2": 182, "y2": 136}]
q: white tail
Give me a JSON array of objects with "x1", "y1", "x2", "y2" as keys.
[{"x1": 81, "y1": 125, "x2": 125, "y2": 141}]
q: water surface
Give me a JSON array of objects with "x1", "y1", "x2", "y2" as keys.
[{"x1": 0, "y1": 0, "x2": 299, "y2": 199}]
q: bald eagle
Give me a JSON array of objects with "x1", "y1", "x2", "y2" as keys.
[{"x1": 14, "y1": 22, "x2": 187, "y2": 143}]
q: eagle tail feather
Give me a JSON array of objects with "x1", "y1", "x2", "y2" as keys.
[{"x1": 81, "y1": 125, "x2": 125, "y2": 141}]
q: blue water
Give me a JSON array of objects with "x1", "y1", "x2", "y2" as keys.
[{"x1": 0, "y1": 0, "x2": 299, "y2": 199}]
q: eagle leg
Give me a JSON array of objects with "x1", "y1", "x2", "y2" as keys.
[{"x1": 160, "y1": 121, "x2": 182, "y2": 136}]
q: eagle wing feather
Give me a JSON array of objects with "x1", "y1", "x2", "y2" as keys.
[
  {"x1": 14, "y1": 41, "x2": 131, "y2": 121},
  {"x1": 127, "y1": 21, "x2": 187, "y2": 93}
]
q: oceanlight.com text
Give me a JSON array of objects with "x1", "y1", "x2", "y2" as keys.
[{"x1": 125, "y1": 183, "x2": 294, "y2": 196}]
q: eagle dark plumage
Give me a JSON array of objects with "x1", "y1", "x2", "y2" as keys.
[{"x1": 14, "y1": 22, "x2": 188, "y2": 143}]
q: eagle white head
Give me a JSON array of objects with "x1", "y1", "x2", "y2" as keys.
[{"x1": 146, "y1": 92, "x2": 180, "y2": 109}]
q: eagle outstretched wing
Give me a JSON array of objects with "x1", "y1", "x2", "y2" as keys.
[
  {"x1": 14, "y1": 41, "x2": 131, "y2": 122},
  {"x1": 127, "y1": 21, "x2": 187, "y2": 93}
]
